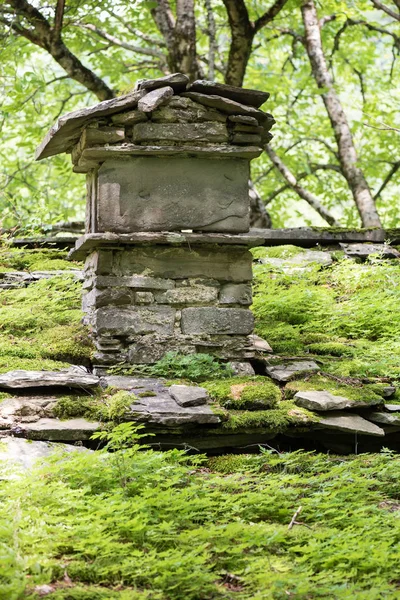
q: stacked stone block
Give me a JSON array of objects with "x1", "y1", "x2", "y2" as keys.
[{"x1": 36, "y1": 73, "x2": 275, "y2": 369}]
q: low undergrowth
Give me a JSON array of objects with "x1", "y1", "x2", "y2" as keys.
[
  {"x1": 0, "y1": 247, "x2": 82, "y2": 272},
  {"x1": 1, "y1": 425, "x2": 400, "y2": 599}
]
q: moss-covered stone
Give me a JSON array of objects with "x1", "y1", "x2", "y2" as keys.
[
  {"x1": 221, "y1": 401, "x2": 317, "y2": 433},
  {"x1": 203, "y1": 377, "x2": 281, "y2": 410},
  {"x1": 306, "y1": 342, "x2": 355, "y2": 357},
  {"x1": 0, "y1": 247, "x2": 82, "y2": 271},
  {"x1": 251, "y1": 245, "x2": 306, "y2": 260},
  {"x1": 285, "y1": 375, "x2": 384, "y2": 406}
]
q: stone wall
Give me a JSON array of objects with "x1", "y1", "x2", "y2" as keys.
[{"x1": 82, "y1": 244, "x2": 255, "y2": 367}]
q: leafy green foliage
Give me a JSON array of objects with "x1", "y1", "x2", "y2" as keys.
[
  {"x1": 111, "y1": 352, "x2": 234, "y2": 382},
  {"x1": 285, "y1": 375, "x2": 385, "y2": 406},
  {"x1": 1, "y1": 437, "x2": 400, "y2": 599},
  {"x1": 0, "y1": 247, "x2": 82, "y2": 272}
]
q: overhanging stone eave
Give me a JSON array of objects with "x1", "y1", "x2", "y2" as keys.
[{"x1": 68, "y1": 231, "x2": 267, "y2": 261}]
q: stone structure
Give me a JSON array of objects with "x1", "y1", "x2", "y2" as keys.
[{"x1": 36, "y1": 74, "x2": 274, "y2": 369}]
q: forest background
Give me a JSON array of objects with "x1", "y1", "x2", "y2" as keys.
[{"x1": 0, "y1": 0, "x2": 399, "y2": 233}]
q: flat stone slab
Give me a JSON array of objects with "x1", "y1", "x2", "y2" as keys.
[
  {"x1": 340, "y1": 243, "x2": 400, "y2": 259},
  {"x1": 68, "y1": 231, "x2": 265, "y2": 261},
  {"x1": 181, "y1": 307, "x2": 254, "y2": 335},
  {"x1": 295, "y1": 391, "x2": 355, "y2": 411},
  {"x1": 138, "y1": 86, "x2": 174, "y2": 112},
  {"x1": 318, "y1": 413, "x2": 385, "y2": 437},
  {"x1": 0, "y1": 396, "x2": 58, "y2": 423},
  {"x1": 260, "y1": 250, "x2": 332, "y2": 269},
  {"x1": 0, "y1": 437, "x2": 90, "y2": 471},
  {"x1": 265, "y1": 361, "x2": 320, "y2": 382},
  {"x1": 101, "y1": 375, "x2": 168, "y2": 395},
  {"x1": 129, "y1": 397, "x2": 220, "y2": 426},
  {"x1": 169, "y1": 385, "x2": 208, "y2": 407},
  {"x1": 368, "y1": 412, "x2": 400, "y2": 426},
  {"x1": 384, "y1": 404, "x2": 400, "y2": 412},
  {"x1": 136, "y1": 73, "x2": 189, "y2": 93},
  {"x1": 0, "y1": 270, "x2": 83, "y2": 289},
  {"x1": 249, "y1": 334, "x2": 272, "y2": 352},
  {"x1": 187, "y1": 80, "x2": 269, "y2": 108},
  {"x1": 0, "y1": 369, "x2": 99, "y2": 390},
  {"x1": 35, "y1": 90, "x2": 144, "y2": 160},
  {"x1": 182, "y1": 91, "x2": 273, "y2": 125},
  {"x1": 12, "y1": 418, "x2": 100, "y2": 441}
]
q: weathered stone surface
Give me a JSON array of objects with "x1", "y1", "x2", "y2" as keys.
[
  {"x1": 169, "y1": 384, "x2": 208, "y2": 407},
  {"x1": 111, "y1": 109, "x2": 148, "y2": 125},
  {"x1": 95, "y1": 306, "x2": 175, "y2": 336},
  {"x1": 94, "y1": 275, "x2": 175, "y2": 290},
  {"x1": 228, "y1": 115, "x2": 259, "y2": 126},
  {"x1": 0, "y1": 369, "x2": 99, "y2": 390},
  {"x1": 294, "y1": 390, "x2": 355, "y2": 411},
  {"x1": 101, "y1": 375, "x2": 168, "y2": 394},
  {"x1": 187, "y1": 80, "x2": 270, "y2": 108},
  {"x1": 0, "y1": 269, "x2": 83, "y2": 289},
  {"x1": 318, "y1": 413, "x2": 385, "y2": 437},
  {"x1": 154, "y1": 285, "x2": 218, "y2": 304},
  {"x1": 384, "y1": 404, "x2": 400, "y2": 412},
  {"x1": 382, "y1": 387, "x2": 396, "y2": 398},
  {"x1": 138, "y1": 86, "x2": 174, "y2": 113},
  {"x1": 136, "y1": 73, "x2": 189, "y2": 93},
  {"x1": 95, "y1": 157, "x2": 249, "y2": 233},
  {"x1": 36, "y1": 90, "x2": 144, "y2": 160},
  {"x1": 181, "y1": 307, "x2": 254, "y2": 335},
  {"x1": 0, "y1": 396, "x2": 58, "y2": 422},
  {"x1": 117, "y1": 246, "x2": 253, "y2": 282},
  {"x1": 368, "y1": 412, "x2": 400, "y2": 425},
  {"x1": 219, "y1": 283, "x2": 252, "y2": 305},
  {"x1": 182, "y1": 91, "x2": 272, "y2": 123},
  {"x1": 249, "y1": 334, "x2": 272, "y2": 353},
  {"x1": 340, "y1": 243, "x2": 400, "y2": 259},
  {"x1": 135, "y1": 291, "x2": 154, "y2": 304},
  {"x1": 231, "y1": 133, "x2": 262, "y2": 145},
  {"x1": 132, "y1": 122, "x2": 228, "y2": 143},
  {"x1": 265, "y1": 361, "x2": 320, "y2": 382},
  {"x1": 13, "y1": 418, "x2": 100, "y2": 441},
  {"x1": 151, "y1": 103, "x2": 226, "y2": 124},
  {"x1": 129, "y1": 397, "x2": 220, "y2": 425},
  {"x1": 229, "y1": 361, "x2": 255, "y2": 376},
  {"x1": 260, "y1": 250, "x2": 332, "y2": 269},
  {"x1": 0, "y1": 437, "x2": 90, "y2": 471},
  {"x1": 82, "y1": 126, "x2": 125, "y2": 147}
]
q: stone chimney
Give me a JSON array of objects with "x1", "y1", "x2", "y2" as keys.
[{"x1": 36, "y1": 74, "x2": 274, "y2": 372}]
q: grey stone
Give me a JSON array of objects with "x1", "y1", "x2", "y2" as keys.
[
  {"x1": 95, "y1": 157, "x2": 249, "y2": 233},
  {"x1": 249, "y1": 334, "x2": 272, "y2": 353},
  {"x1": 382, "y1": 387, "x2": 396, "y2": 398},
  {"x1": 132, "y1": 122, "x2": 229, "y2": 143},
  {"x1": 36, "y1": 89, "x2": 144, "y2": 160},
  {"x1": 0, "y1": 437, "x2": 90, "y2": 471},
  {"x1": 135, "y1": 291, "x2": 154, "y2": 304},
  {"x1": 384, "y1": 404, "x2": 400, "y2": 412},
  {"x1": 111, "y1": 110, "x2": 148, "y2": 125},
  {"x1": 138, "y1": 86, "x2": 174, "y2": 113},
  {"x1": 129, "y1": 396, "x2": 219, "y2": 425},
  {"x1": 182, "y1": 92, "x2": 273, "y2": 124},
  {"x1": 154, "y1": 285, "x2": 218, "y2": 305},
  {"x1": 95, "y1": 275, "x2": 175, "y2": 290},
  {"x1": 260, "y1": 250, "x2": 332, "y2": 269},
  {"x1": 219, "y1": 283, "x2": 252, "y2": 305},
  {"x1": 181, "y1": 307, "x2": 254, "y2": 335},
  {"x1": 169, "y1": 384, "x2": 208, "y2": 407},
  {"x1": 228, "y1": 115, "x2": 259, "y2": 126},
  {"x1": 13, "y1": 418, "x2": 100, "y2": 441},
  {"x1": 294, "y1": 390, "x2": 356, "y2": 411},
  {"x1": 187, "y1": 80, "x2": 269, "y2": 108},
  {"x1": 117, "y1": 246, "x2": 253, "y2": 282},
  {"x1": 230, "y1": 124, "x2": 263, "y2": 134},
  {"x1": 340, "y1": 243, "x2": 400, "y2": 259},
  {"x1": 229, "y1": 361, "x2": 255, "y2": 376},
  {"x1": 231, "y1": 133, "x2": 262, "y2": 145},
  {"x1": 368, "y1": 412, "x2": 400, "y2": 425},
  {"x1": 0, "y1": 368, "x2": 99, "y2": 390},
  {"x1": 101, "y1": 375, "x2": 168, "y2": 394},
  {"x1": 318, "y1": 412, "x2": 385, "y2": 437},
  {"x1": 265, "y1": 361, "x2": 320, "y2": 382},
  {"x1": 137, "y1": 73, "x2": 189, "y2": 93},
  {"x1": 151, "y1": 103, "x2": 226, "y2": 124},
  {"x1": 95, "y1": 306, "x2": 175, "y2": 336}
]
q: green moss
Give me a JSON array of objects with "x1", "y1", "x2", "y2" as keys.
[
  {"x1": 222, "y1": 401, "x2": 317, "y2": 433},
  {"x1": 251, "y1": 245, "x2": 306, "y2": 260},
  {"x1": 0, "y1": 247, "x2": 82, "y2": 271},
  {"x1": 255, "y1": 322, "x2": 303, "y2": 355},
  {"x1": 307, "y1": 342, "x2": 355, "y2": 357},
  {"x1": 285, "y1": 375, "x2": 384, "y2": 405},
  {"x1": 54, "y1": 390, "x2": 135, "y2": 422},
  {"x1": 203, "y1": 377, "x2": 281, "y2": 410},
  {"x1": 137, "y1": 391, "x2": 157, "y2": 398},
  {"x1": 301, "y1": 333, "x2": 333, "y2": 345}
]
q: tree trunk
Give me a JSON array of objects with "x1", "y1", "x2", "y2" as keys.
[
  {"x1": 222, "y1": 0, "x2": 254, "y2": 86},
  {"x1": 301, "y1": 0, "x2": 381, "y2": 227}
]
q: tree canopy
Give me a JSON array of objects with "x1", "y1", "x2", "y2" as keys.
[{"x1": 0, "y1": 0, "x2": 399, "y2": 231}]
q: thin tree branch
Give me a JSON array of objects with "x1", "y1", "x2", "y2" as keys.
[
  {"x1": 254, "y1": 0, "x2": 290, "y2": 33},
  {"x1": 373, "y1": 160, "x2": 400, "y2": 200},
  {"x1": 263, "y1": 163, "x2": 342, "y2": 203},
  {"x1": 265, "y1": 144, "x2": 341, "y2": 226},
  {"x1": 370, "y1": 0, "x2": 400, "y2": 21},
  {"x1": 319, "y1": 14, "x2": 336, "y2": 27},
  {"x1": 53, "y1": 0, "x2": 65, "y2": 40},
  {"x1": 75, "y1": 22, "x2": 166, "y2": 59}
]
